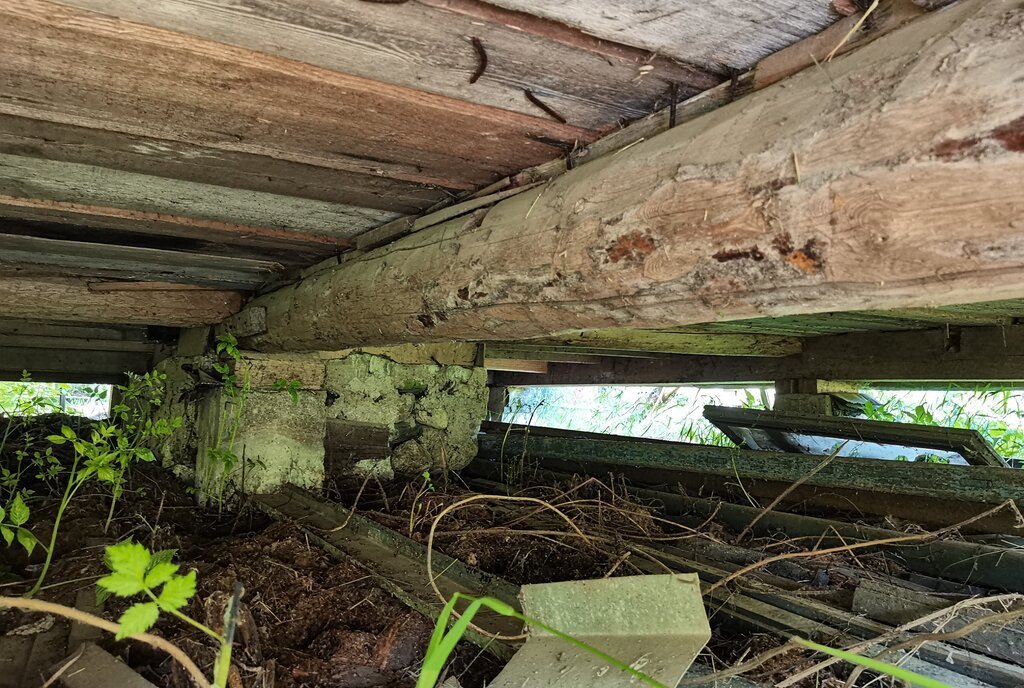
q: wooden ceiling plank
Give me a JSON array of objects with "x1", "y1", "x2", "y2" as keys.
[
  {"x1": 235, "y1": 1, "x2": 1024, "y2": 352},
  {"x1": 0, "y1": 202, "x2": 348, "y2": 264},
  {"x1": 0, "y1": 318, "x2": 149, "y2": 341},
  {"x1": 0, "y1": 346, "x2": 151, "y2": 383},
  {"x1": 0, "y1": 334, "x2": 154, "y2": 353},
  {"x1": 0, "y1": 153, "x2": 394, "y2": 237},
  {"x1": 0, "y1": 275, "x2": 242, "y2": 327},
  {"x1": 0, "y1": 114, "x2": 451, "y2": 214},
  {"x1": 58, "y1": 0, "x2": 718, "y2": 132},
  {"x1": 0, "y1": 233, "x2": 283, "y2": 288},
  {"x1": 1, "y1": 0, "x2": 594, "y2": 193},
  {"x1": 482, "y1": 0, "x2": 839, "y2": 73},
  {"x1": 523, "y1": 329, "x2": 801, "y2": 357}
]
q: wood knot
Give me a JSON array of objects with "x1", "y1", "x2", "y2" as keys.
[{"x1": 605, "y1": 231, "x2": 656, "y2": 264}]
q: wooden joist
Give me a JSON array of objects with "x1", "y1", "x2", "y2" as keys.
[
  {"x1": 0, "y1": 346, "x2": 151, "y2": 383},
  {"x1": 0, "y1": 275, "x2": 241, "y2": 327},
  {"x1": 492, "y1": 325, "x2": 1024, "y2": 386},
  {"x1": 237, "y1": 1, "x2": 1024, "y2": 351}
]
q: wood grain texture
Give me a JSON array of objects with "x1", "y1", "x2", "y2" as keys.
[
  {"x1": 0, "y1": 153, "x2": 394, "y2": 237},
  {"x1": 0, "y1": 233, "x2": 283, "y2": 288},
  {"x1": 242, "y1": 0, "x2": 1024, "y2": 351},
  {"x1": 0, "y1": 346, "x2": 151, "y2": 383},
  {"x1": 483, "y1": 0, "x2": 839, "y2": 72},
  {"x1": 0, "y1": 114, "x2": 448, "y2": 213},
  {"x1": 57, "y1": 0, "x2": 716, "y2": 131},
  {"x1": 0, "y1": 0, "x2": 593, "y2": 195},
  {"x1": 0, "y1": 204, "x2": 346, "y2": 266},
  {"x1": 0, "y1": 275, "x2": 242, "y2": 326}
]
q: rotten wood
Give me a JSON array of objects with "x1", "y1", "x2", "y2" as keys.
[{"x1": 239, "y1": 1, "x2": 1024, "y2": 351}]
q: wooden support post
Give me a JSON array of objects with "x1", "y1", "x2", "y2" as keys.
[{"x1": 236, "y1": 0, "x2": 1024, "y2": 351}]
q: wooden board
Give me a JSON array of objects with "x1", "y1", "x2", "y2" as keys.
[
  {"x1": 483, "y1": 0, "x2": 838, "y2": 72},
  {"x1": 239, "y1": 1, "x2": 1024, "y2": 351},
  {"x1": 0, "y1": 0, "x2": 593, "y2": 198},
  {"x1": 0, "y1": 113, "x2": 448, "y2": 214},
  {"x1": 0, "y1": 345, "x2": 151, "y2": 383},
  {"x1": 0, "y1": 233, "x2": 284, "y2": 288},
  {"x1": 57, "y1": 0, "x2": 718, "y2": 131},
  {"x1": 0, "y1": 275, "x2": 241, "y2": 327},
  {"x1": 0, "y1": 153, "x2": 393, "y2": 237}
]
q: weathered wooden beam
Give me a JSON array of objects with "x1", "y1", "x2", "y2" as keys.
[
  {"x1": 0, "y1": 345, "x2": 150, "y2": 383},
  {"x1": 0, "y1": 276, "x2": 242, "y2": 327},
  {"x1": 477, "y1": 433, "x2": 1024, "y2": 512},
  {"x1": 492, "y1": 325, "x2": 1024, "y2": 386},
  {"x1": 501, "y1": 328, "x2": 802, "y2": 357},
  {"x1": 239, "y1": 1, "x2": 1024, "y2": 351},
  {"x1": 0, "y1": 233, "x2": 283, "y2": 288}
]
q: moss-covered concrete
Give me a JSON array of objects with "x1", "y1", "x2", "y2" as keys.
[{"x1": 155, "y1": 342, "x2": 487, "y2": 500}]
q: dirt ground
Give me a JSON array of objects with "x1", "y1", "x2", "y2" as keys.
[{"x1": 0, "y1": 443, "x2": 499, "y2": 688}]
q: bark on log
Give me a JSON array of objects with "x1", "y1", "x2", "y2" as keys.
[{"x1": 241, "y1": 0, "x2": 1024, "y2": 351}]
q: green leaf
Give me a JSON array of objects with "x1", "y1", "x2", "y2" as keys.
[
  {"x1": 97, "y1": 572, "x2": 146, "y2": 597},
  {"x1": 16, "y1": 528, "x2": 36, "y2": 557},
  {"x1": 46, "y1": 435, "x2": 66, "y2": 445},
  {"x1": 0, "y1": 525, "x2": 14, "y2": 546},
  {"x1": 144, "y1": 562, "x2": 179, "y2": 588},
  {"x1": 9, "y1": 494, "x2": 29, "y2": 527},
  {"x1": 105, "y1": 540, "x2": 151, "y2": 581},
  {"x1": 157, "y1": 571, "x2": 196, "y2": 611},
  {"x1": 0, "y1": 506, "x2": 5, "y2": 523},
  {"x1": 115, "y1": 602, "x2": 160, "y2": 640},
  {"x1": 136, "y1": 448, "x2": 156, "y2": 463},
  {"x1": 150, "y1": 549, "x2": 177, "y2": 567},
  {"x1": 61, "y1": 425, "x2": 76, "y2": 439}
]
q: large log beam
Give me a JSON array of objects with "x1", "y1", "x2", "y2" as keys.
[
  {"x1": 0, "y1": 276, "x2": 242, "y2": 327},
  {"x1": 238, "y1": 0, "x2": 1024, "y2": 352}
]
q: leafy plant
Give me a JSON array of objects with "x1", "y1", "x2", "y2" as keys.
[
  {"x1": 27, "y1": 374, "x2": 179, "y2": 596},
  {"x1": 203, "y1": 333, "x2": 251, "y2": 510},
  {"x1": 0, "y1": 492, "x2": 40, "y2": 557},
  {"x1": 97, "y1": 541, "x2": 239, "y2": 688},
  {"x1": 272, "y1": 378, "x2": 302, "y2": 404}
]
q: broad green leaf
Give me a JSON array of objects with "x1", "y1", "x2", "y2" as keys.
[
  {"x1": 157, "y1": 571, "x2": 196, "y2": 611},
  {"x1": 105, "y1": 540, "x2": 151, "y2": 581},
  {"x1": 97, "y1": 572, "x2": 146, "y2": 597},
  {"x1": 16, "y1": 528, "x2": 36, "y2": 557},
  {"x1": 0, "y1": 525, "x2": 13, "y2": 546},
  {"x1": 115, "y1": 602, "x2": 160, "y2": 640},
  {"x1": 150, "y1": 549, "x2": 178, "y2": 567},
  {"x1": 136, "y1": 448, "x2": 156, "y2": 462},
  {"x1": 9, "y1": 494, "x2": 29, "y2": 527},
  {"x1": 61, "y1": 425, "x2": 76, "y2": 439},
  {"x1": 144, "y1": 562, "x2": 179, "y2": 588},
  {"x1": 0, "y1": 506, "x2": 5, "y2": 522},
  {"x1": 46, "y1": 435, "x2": 66, "y2": 445}
]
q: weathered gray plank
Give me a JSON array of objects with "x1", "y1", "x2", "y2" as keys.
[
  {"x1": 0, "y1": 153, "x2": 393, "y2": 237},
  {"x1": 0, "y1": 233, "x2": 283, "y2": 288},
  {"x1": 483, "y1": 0, "x2": 838, "y2": 72},
  {"x1": 57, "y1": 0, "x2": 717, "y2": 130},
  {"x1": 1, "y1": 0, "x2": 592, "y2": 194},
  {"x1": 0, "y1": 113, "x2": 448, "y2": 213}
]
